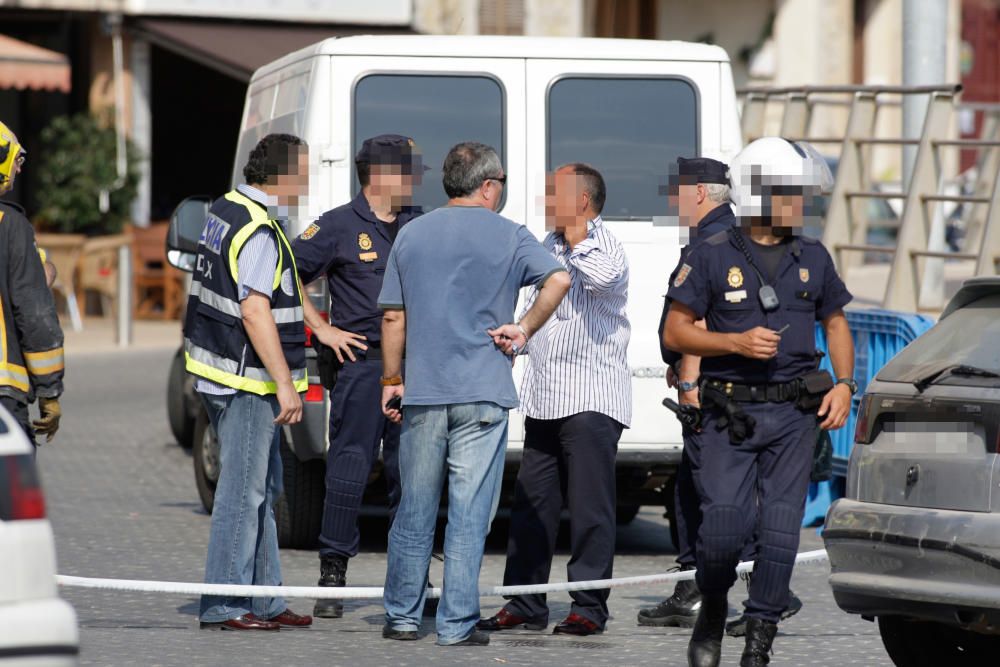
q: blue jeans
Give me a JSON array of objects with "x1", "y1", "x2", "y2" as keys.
[
  {"x1": 198, "y1": 391, "x2": 286, "y2": 622},
  {"x1": 384, "y1": 402, "x2": 508, "y2": 645}
]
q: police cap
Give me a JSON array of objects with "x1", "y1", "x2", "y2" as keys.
[
  {"x1": 355, "y1": 134, "x2": 430, "y2": 173},
  {"x1": 674, "y1": 157, "x2": 730, "y2": 185}
]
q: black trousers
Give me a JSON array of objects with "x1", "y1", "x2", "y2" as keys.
[
  {"x1": 502, "y1": 412, "x2": 623, "y2": 627},
  {"x1": 318, "y1": 357, "x2": 401, "y2": 559},
  {"x1": 0, "y1": 395, "x2": 35, "y2": 446}
]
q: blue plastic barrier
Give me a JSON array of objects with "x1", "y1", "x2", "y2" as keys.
[{"x1": 802, "y1": 308, "x2": 935, "y2": 526}]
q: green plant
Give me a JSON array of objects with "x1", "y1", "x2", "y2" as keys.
[{"x1": 35, "y1": 112, "x2": 141, "y2": 236}]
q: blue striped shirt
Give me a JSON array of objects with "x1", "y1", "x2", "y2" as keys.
[
  {"x1": 519, "y1": 217, "x2": 632, "y2": 426},
  {"x1": 195, "y1": 184, "x2": 281, "y2": 396}
]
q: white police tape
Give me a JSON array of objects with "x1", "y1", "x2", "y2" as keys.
[{"x1": 56, "y1": 549, "x2": 829, "y2": 599}]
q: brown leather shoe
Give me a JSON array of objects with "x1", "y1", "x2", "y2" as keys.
[
  {"x1": 249, "y1": 609, "x2": 313, "y2": 628},
  {"x1": 199, "y1": 614, "x2": 280, "y2": 631},
  {"x1": 477, "y1": 608, "x2": 547, "y2": 631},
  {"x1": 553, "y1": 613, "x2": 603, "y2": 636}
]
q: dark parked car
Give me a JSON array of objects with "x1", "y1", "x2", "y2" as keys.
[{"x1": 823, "y1": 277, "x2": 1000, "y2": 666}]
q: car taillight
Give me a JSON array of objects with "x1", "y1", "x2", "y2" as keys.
[
  {"x1": 0, "y1": 454, "x2": 46, "y2": 520},
  {"x1": 304, "y1": 312, "x2": 329, "y2": 348},
  {"x1": 304, "y1": 384, "x2": 325, "y2": 402},
  {"x1": 854, "y1": 394, "x2": 873, "y2": 445}
]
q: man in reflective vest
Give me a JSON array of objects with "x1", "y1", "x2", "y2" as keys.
[
  {"x1": 185, "y1": 134, "x2": 313, "y2": 631},
  {"x1": 0, "y1": 120, "x2": 64, "y2": 446}
]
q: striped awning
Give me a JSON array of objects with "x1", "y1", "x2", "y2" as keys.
[{"x1": 0, "y1": 33, "x2": 70, "y2": 93}]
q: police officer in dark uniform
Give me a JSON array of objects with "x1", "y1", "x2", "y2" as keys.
[
  {"x1": 643, "y1": 158, "x2": 804, "y2": 634},
  {"x1": 663, "y1": 138, "x2": 856, "y2": 667},
  {"x1": 292, "y1": 135, "x2": 426, "y2": 619},
  {"x1": 642, "y1": 157, "x2": 736, "y2": 628}
]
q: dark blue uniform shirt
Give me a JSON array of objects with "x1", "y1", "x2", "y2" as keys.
[
  {"x1": 292, "y1": 191, "x2": 421, "y2": 343},
  {"x1": 667, "y1": 227, "x2": 852, "y2": 383},
  {"x1": 659, "y1": 204, "x2": 738, "y2": 365}
]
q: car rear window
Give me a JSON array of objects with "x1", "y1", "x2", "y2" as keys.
[
  {"x1": 353, "y1": 74, "x2": 506, "y2": 212},
  {"x1": 547, "y1": 76, "x2": 698, "y2": 220},
  {"x1": 876, "y1": 295, "x2": 1000, "y2": 382}
]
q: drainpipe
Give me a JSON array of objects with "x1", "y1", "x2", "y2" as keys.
[
  {"x1": 104, "y1": 12, "x2": 132, "y2": 347},
  {"x1": 903, "y1": 0, "x2": 949, "y2": 309}
]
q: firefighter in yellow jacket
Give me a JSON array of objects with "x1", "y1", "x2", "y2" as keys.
[{"x1": 0, "y1": 120, "x2": 64, "y2": 445}]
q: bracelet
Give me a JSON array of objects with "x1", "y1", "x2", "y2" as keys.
[
  {"x1": 380, "y1": 375, "x2": 403, "y2": 387},
  {"x1": 515, "y1": 322, "x2": 529, "y2": 340}
]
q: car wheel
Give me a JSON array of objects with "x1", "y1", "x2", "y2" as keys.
[
  {"x1": 167, "y1": 348, "x2": 195, "y2": 449},
  {"x1": 193, "y1": 408, "x2": 220, "y2": 514},
  {"x1": 616, "y1": 504, "x2": 641, "y2": 525},
  {"x1": 878, "y1": 616, "x2": 1000, "y2": 666},
  {"x1": 274, "y1": 435, "x2": 325, "y2": 549}
]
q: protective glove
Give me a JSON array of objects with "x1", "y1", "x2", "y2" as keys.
[{"x1": 32, "y1": 397, "x2": 61, "y2": 443}]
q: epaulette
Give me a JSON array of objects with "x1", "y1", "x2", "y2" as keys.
[{"x1": 705, "y1": 229, "x2": 730, "y2": 246}]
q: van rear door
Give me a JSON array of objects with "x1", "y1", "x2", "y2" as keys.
[{"x1": 525, "y1": 59, "x2": 723, "y2": 449}]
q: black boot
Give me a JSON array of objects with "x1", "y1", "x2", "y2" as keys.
[
  {"x1": 637, "y1": 571, "x2": 701, "y2": 627},
  {"x1": 686, "y1": 595, "x2": 727, "y2": 667},
  {"x1": 313, "y1": 554, "x2": 347, "y2": 618},
  {"x1": 726, "y1": 590, "x2": 802, "y2": 637},
  {"x1": 739, "y1": 618, "x2": 778, "y2": 667}
]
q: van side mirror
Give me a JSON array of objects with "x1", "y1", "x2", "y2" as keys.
[{"x1": 166, "y1": 195, "x2": 211, "y2": 272}]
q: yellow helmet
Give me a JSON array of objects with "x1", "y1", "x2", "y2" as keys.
[{"x1": 0, "y1": 120, "x2": 25, "y2": 188}]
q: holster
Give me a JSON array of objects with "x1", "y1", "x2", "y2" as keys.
[
  {"x1": 700, "y1": 383, "x2": 757, "y2": 445},
  {"x1": 811, "y1": 427, "x2": 834, "y2": 482},
  {"x1": 796, "y1": 369, "x2": 834, "y2": 411},
  {"x1": 313, "y1": 340, "x2": 342, "y2": 390}
]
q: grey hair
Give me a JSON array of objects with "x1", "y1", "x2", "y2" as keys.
[
  {"x1": 442, "y1": 142, "x2": 503, "y2": 198},
  {"x1": 706, "y1": 182, "x2": 731, "y2": 204}
]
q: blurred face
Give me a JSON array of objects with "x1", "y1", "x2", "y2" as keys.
[
  {"x1": 765, "y1": 186, "x2": 812, "y2": 236},
  {"x1": 676, "y1": 183, "x2": 705, "y2": 227},
  {"x1": 272, "y1": 147, "x2": 309, "y2": 205},
  {"x1": 545, "y1": 166, "x2": 588, "y2": 232},
  {"x1": 370, "y1": 163, "x2": 419, "y2": 209}
]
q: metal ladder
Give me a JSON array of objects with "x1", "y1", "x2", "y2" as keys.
[{"x1": 738, "y1": 85, "x2": 1000, "y2": 312}]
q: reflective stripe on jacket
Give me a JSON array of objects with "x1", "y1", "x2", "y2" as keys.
[{"x1": 183, "y1": 190, "x2": 307, "y2": 395}]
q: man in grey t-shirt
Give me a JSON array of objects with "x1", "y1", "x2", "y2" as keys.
[{"x1": 377, "y1": 142, "x2": 570, "y2": 647}]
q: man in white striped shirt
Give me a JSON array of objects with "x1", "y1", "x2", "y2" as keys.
[{"x1": 479, "y1": 163, "x2": 630, "y2": 637}]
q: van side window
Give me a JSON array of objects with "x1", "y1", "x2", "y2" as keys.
[
  {"x1": 547, "y1": 77, "x2": 698, "y2": 220},
  {"x1": 353, "y1": 74, "x2": 505, "y2": 211},
  {"x1": 234, "y1": 68, "x2": 312, "y2": 185}
]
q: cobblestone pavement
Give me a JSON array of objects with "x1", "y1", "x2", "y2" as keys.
[{"x1": 36, "y1": 347, "x2": 893, "y2": 666}]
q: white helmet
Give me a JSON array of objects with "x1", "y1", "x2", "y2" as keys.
[{"x1": 729, "y1": 137, "x2": 834, "y2": 219}]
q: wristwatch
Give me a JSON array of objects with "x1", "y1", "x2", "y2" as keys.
[
  {"x1": 836, "y1": 378, "x2": 858, "y2": 395},
  {"x1": 678, "y1": 380, "x2": 698, "y2": 393},
  {"x1": 380, "y1": 375, "x2": 403, "y2": 387}
]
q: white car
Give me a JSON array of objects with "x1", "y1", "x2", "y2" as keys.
[{"x1": 0, "y1": 405, "x2": 78, "y2": 665}]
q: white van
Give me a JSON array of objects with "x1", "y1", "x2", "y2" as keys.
[{"x1": 169, "y1": 35, "x2": 743, "y2": 546}]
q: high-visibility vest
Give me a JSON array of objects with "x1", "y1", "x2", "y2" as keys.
[{"x1": 183, "y1": 190, "x2": 307, "y2": 395}]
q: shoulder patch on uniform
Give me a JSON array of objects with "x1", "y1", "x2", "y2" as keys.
[
  {"x1": 299, "y1": 223, "x2": 320, "y2": 241},
  {"x1": 674, "y1": 263, "x2": 693, "y2": 287}
]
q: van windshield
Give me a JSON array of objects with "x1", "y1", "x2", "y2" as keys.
[
  {"x1": 876, "y1": 295, "x2": 1000, "y2": 383},
  {"x1": 547, "y1": 77, "x2": 698, "y2": 220},
  {"x1": 353, "y1": 74, "x2": 505, "y2": 211}
]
